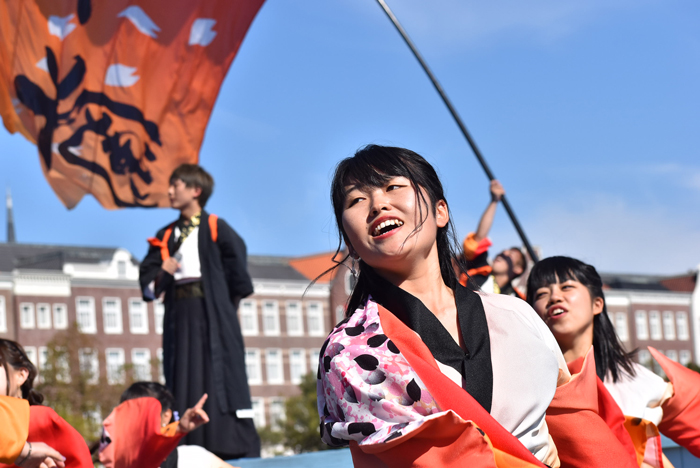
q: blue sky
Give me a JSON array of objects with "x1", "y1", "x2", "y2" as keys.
[{"x1": 1, "y1": 0, "x2": 699, "y2": 274}]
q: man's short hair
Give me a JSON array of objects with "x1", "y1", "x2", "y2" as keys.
[{"x1": 169, "y1": 164, "x2": 214, "y2": 208}]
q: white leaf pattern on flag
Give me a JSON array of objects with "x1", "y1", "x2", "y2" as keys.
[
  {"x1": 117, "y1": 6, "x2": 160, "y2": 38},
  {"x1": 105, "y1": 64, "x2": 140, "y2": 87},
  {"x1": 48, "y1": 14, "x2": 76, "y2": 40},
  {"x1": 189, "y1": 19, "x2": 217, "y2": 46}
]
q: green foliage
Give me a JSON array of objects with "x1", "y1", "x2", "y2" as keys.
[
  {"x1": 686, "y1": 361, "x2": 700, "y2": 373},
  {"x1": 36, "y1": 323, "x2": 134, "y2": 443},
  {"x1": 258, "y1": 372, "x2": 339, "y2": 454}
]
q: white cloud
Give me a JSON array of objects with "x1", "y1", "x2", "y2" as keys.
[{"x1": 528, "y1": 195, "x2": 700, "y2": 274}]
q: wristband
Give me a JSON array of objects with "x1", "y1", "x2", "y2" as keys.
[{"x1": 16, "y1": 441, "x2": 32, "y2": 466}]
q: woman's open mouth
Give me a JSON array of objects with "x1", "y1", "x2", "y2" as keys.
[{"x1": 371, "y1": 219, "x2": 404, "y2": 237}]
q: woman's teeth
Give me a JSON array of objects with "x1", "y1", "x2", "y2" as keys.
[
  {"x1": 551, "y1": 308, "x2": 565, "y2": 317},
  {"x1": 372, "y1": 219, "x2": 404, "y2": 236}
]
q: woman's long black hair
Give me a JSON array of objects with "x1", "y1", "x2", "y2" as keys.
[
  {"x1": 526, "y1": 256, "x2": 635, "y2": 382},
  {"x1": 0, "y1": 339, "x2": 44, "y2": 405},
  {"x1": 327, "y1": 145, "x2": 469, "y2": 316}
]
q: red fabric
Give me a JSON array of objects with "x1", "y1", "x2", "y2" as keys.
[
  {"x1": 208, "y1": 214, "x2": 218, "y2": 243},
  {"x1": 377, "y1": 305, "x2": 544, "y2": 467},
  {"x1": 547, "y1": 350, "x2": 638, "y2": 468},
  {"x1": 463, "y1": 233, "x2": 493, "y2": 261},
  {"x1": 147, "y1": 224, "x2": 174, "y2": 261},
  {"x1": 649, "y1": 347, "x2": 700, "y2": 457},
  {"x1": 0, "y1": 406, "x2": 92, "y2": 468},
  {"x1": 99, "y1": 397, "x2": 184, "y2": 468},
  {"x1": 565, "y1": 357, "x2": 637, "y2": 462}
]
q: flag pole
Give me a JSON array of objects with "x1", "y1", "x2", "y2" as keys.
[{"x1": 375, "y1": 0, "x2": 539, "y2": 263}]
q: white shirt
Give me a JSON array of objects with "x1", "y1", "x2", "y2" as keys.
[{"x1": 173, "y1": 226, "x2": 201, "y2": 282}]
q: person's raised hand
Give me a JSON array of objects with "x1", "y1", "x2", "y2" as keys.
[
  {"x1": 177, "y1": 394, "x2": 210, "y2": 434},
  {"x1": 161, "y1": 257, "x2": 180, "y2": 275},
  {"x1": 15, "y1": 442, "x2": 65, "y2": 468},
  {"x1": 490, "y1": 180, "x2": 505, "y2": 202}
]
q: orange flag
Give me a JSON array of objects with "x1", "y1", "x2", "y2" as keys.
[{"x1": 0, "y1": 0, "x2": 264, "y2": 209}]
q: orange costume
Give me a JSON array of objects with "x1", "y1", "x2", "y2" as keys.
[{"x1": 0, "y1": 396, "x2": 29, "y2": 465}]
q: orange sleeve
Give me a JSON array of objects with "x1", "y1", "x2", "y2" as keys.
[
  {"x1": 649, "y1": 347, "x2": 700, "y2": 457},
  {"x1": 547, "y1": 350, "x2": 638, "y2": 468},
  {"x1": 350, "y1": 411, "x2": 539, "y2": 468},
  {"x1": 463, "y1": 233, "x2": 492, "y2": 261},
  {"x1": 0, "y1": 396, "x2": 29, "y2": 464}
]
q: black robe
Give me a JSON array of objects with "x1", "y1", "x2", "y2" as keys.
[{"x1": 139, "y1": 211, "x2": 258, "y2": 457}]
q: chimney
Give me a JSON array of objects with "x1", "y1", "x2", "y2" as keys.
[{"x1": 6, "y1": 187, "x2": 15, "y2": 243}]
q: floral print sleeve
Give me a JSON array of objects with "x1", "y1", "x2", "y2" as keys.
[{"x1": 317, "y1": 299, "x2": 441, "y2": 447}]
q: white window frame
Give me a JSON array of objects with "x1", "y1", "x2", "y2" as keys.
[
  {"x1": 637, "y1": 349, "x2": 652, "y2": 370},
  {"x1": 24, "y1": 346, "x2": 37, "y2": 367},
  {"x1": 245, "y1": 349, "x2": 262, "y2": 385},
  {"x1": 131, "y1": 348, "x2": 152, "y2": 381},
  {"x1": 262, "y1": 300, "x2": 280, "y2": 336},
  {"x1": 55, "y1": 347, "x2": 71, "y2": 383},
  {"x1": 38, "y1": 346, "x2": 48, "y2": 372},
  {"x1": 613, "y1": 312, "x2": 628, "y2": 342},
  {"x1": 36, "y1": 303, "x2": 51, "y2": 329},
  {"x1": 156, "y1": 348, "x2": 165, "y2": 384},
  {"x1": 0, "y1": 296, "x2": 6, "y2": 333},
  {"x1": 102, "y1": 297, "x2": 123, "y2": 334},
  {"x1": 649, "y1": 311, "x2": 662, "y2": 341},
  {"x1": 129, "y1": 298, "x2": 149, "y2": 334},
  {"x1": 240, "y1": 299, "x2": 259, "y2": 336},
  {"x1": 666, "y1": 350, "x2": 678, "y2": 362},
  {"x1": 20, "y1": 302, "x2": 35, "y2": 329},
  {"x1": 105, "y1": 348, "x2": 126, "y2": 384},
  {"x1": 265, "y1": 348, "x2": 284, "y2": 384},
  {"x1": 154, "y1": 300, "x2": 165, "y2": 335},
  {"x1": 676, "y1": 312, "x2": 690, "y2": 341},
  {"x1": 309, "y1": 348, "x2": 320, "y2": 377},
  {"x1": 52, "y1": 303, "x2": 68, "y2": 330},
  {"x1": 306, "y1": 301, "x2": 325, "y2": 337},
  {"x1": 117, "y1": 260, "x2": 127, "y2": 278},
  {"x1": 251, "y1": 397, "x2": 266, "y2": 428},
  {"x1": 635, "y1": 311, "x2": 648, "y2": 340},
  {"x1": 78, "y1": 348, "x2": 100, "y2": 384},
  {"x1": 289, "y1": 348, "x2": 307, "y2": 385},
  {"x1": 269, "y1": 397, "x2": 286, "y2": 429},
  {"x1": 76, "y1": 297, "x2": 97, "y2": 334},
  {"x1": 680, "y1": 350, "x2": 692, "y2": 366},
  {"x1": 662, "y1": 311, "x2": 676, "y2": 341},
  {"x1": 285, "y1": 301, "x2": 303, "y2": 336}
]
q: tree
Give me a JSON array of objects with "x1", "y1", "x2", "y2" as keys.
[
  {"x1": 258, "y1": 372, "x2": 339, "y2": 454},
  {"x1": 36, "y1": 323, "x2": 135, "y2": 441}
]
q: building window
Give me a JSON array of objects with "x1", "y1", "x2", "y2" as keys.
[
  {"x1": 262, "y1": 301, "x2": 280, "y2": 336},
  {"x1": 613, "y1": 313, "x2": 628, "y2": 342},
  {"x1": 289, "y1": 349, "x2": 307, "y2": 384},
  {"x1": 269, "y1": 398, "x2": 286, "y2": 429},
  {"x1": 156, "y1": 348, "x2": 165, "y2": 384},
  {"x1": 245, "y1": 349, "x2": 262, "y2": 385},
  {"x1": 665, "y1": 350, "x2": 678, "y2": 362},
  {"x1": 154, "y1": 301, "x2": 164, "y2": 335},
  {"x1": 129, "y1": 299, "x2": 149, "y2": 334},
  {"x1": 106, "y1": 348, "x2": 125, "y2": 384},
  {"x1": 251, "y1": 397, "x2": 265, "y2": 428},
  {"x1": 20, "y1": 303, "x2": 35, "y2": 329},
  {"x1": 53, "y1": 304, "x2": 68, "y2": 329},
  {"x1": 306, "y1": 302, "x2": 325, "y2": 336},
  {"x1": 78, "y1": 348, "x2": 99, "y2": 384},
  {"x1": 117, "y1": 260, "x2": 127, "y2": 278},
  {"x1": 649, "y1": 311, "x2": 662, "y2": 341},
  {"x1": 38, "y1": 346, "x2": 48, "y2": 373},
  {"x1": 24, "y1": 346, "x2": 37, "y2": 367},
  {"x1": 0, "y1": 296, "x2": 6, "y2": 333},
  {"x1": 680, "y1": 350, "x2": 692, "y2": 366},
  {"x1": 131, "y1": 348, "x2": 152, "y2": 381},
  {"x1": 52, "y1": 347, "x2": 71, "y2": 383},
  {"x1": 265, "y1": 348, "x2": 284, "y2": 384},
  {"x1": 676, "y1": 312, "x2": 690, "y2": 341},
  {"x1": 36, "y1": 303, "x2": 51, "y2": 329},
  {"x1": 102, "y1": 298, "x2": 123, "y2": 334},
  {"x1": 637, "y1": 349, "x2": 652, "y2": 370},
  {"x1": 635, "y1": 311, "x2": 648, "y2": 340},
  {"x1": 286, "y1": 301, "x2": 303, "y2": 336},
  {"x1": 76, "y1": 297, "x2": 96, "y2": 334},
  {"x1": 662, "y1": 311, "x2": 676, "y2": 341},
  {"x1": 240, "y1": 300, "x2": 259, "y2": 336},
  {"x1": 309, "y1": 348, "x2": 320, "y2": 376}
]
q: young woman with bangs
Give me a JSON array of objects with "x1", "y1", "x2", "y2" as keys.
[
  {"x1": 316, "y1": 145, "x2": 574, "y2": 467},
  {"x1": 527, "y1": 256, "x2": 700, "y2": 467}
]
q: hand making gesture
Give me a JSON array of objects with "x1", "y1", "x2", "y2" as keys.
[
  {"x1": 177, "y1": 394, "x2": 210, "y2": 434},
  {"x1": 14, "y1": 442, "x2": 65, "y2": 468}
]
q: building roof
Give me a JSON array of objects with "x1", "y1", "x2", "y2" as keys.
[
  {"x1": 248, "y1": 255, "x2": 309, "y2": 282},
  {"x1": 0, "y1": 243, "x2": 122, "y2": 272},
  {"x1": 600, "y1": 271, "x2": 698, "y2": 293},
  {"x1": 659, "y1": 273, "x2": 697, "y2": 293},
  {"x1": 288, "y1": 251, "x2": 340, "y2": 284}
]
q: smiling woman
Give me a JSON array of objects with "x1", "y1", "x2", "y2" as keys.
[{"x1": 317, "y1": 145, "x2": 575, "y2": 467}]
